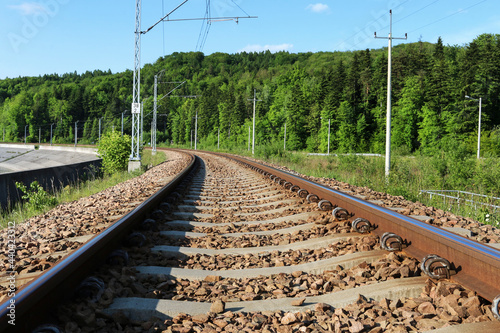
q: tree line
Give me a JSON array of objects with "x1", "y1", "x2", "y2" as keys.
[{"x1": 1, "y1": 33, "x2": 500, "y2": 156}]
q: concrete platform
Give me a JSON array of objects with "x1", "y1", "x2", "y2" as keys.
[
  {"x1": 0, "y1": 146, "x2": 98, "y2": 174},
  {"x1": 104, "y1": 276, "x2": 427, "y2": 320}
]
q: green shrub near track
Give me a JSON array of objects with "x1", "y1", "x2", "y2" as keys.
[{"x1": 97, "y1": 131, "x2": 132, "y2": 174}]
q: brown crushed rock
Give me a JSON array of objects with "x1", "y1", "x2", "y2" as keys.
[
  {"x1": 40, "y1": 153, "x2": 497, "y2": 332},
  {"x1": 0, "y1": 150, "x2": 191, "y2": 299},
  {"x1": 115, "y1": 253, "x2": 421, "y2": 303},
  {"x1": 54, "y1": 277, "x2": 495, "y2": 333},
  {"x1": 159, "y1": 222, "x2": 353, "y2": 249},
  {"x1": 130, "y1": 236, "x2": 379, "y2": 269},
  {"x1": 250, "y1": 158, "x2": 500, "y2": 245}
]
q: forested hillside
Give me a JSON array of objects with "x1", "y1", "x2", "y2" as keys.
[{"x1": 1, "y1": 33, "x2": 500, "y2": 156}]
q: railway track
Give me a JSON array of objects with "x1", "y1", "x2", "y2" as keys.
[{"x1": 1, "y1": 149, "x2": 500, "y2": 332}]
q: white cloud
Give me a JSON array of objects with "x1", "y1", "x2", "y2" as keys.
[
  {"x1": 237, "y1": 43, "x2": 294, "y2": 53},
  {"x1": 8, "y1": 2, "x2": 47, "y2": 15},
  {"x1": 306, "y1": 3, "x2": 329, "y2": 13}
]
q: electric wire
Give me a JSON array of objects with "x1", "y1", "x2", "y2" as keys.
[
  {"x1": 406, "y1": 0, "x2": 487, "y2": 35},
  {"x1": 196, "y1": 0, "x2": 212, "y2": 51},
  {"x1": 143, "y1": 0, "x2": 190, "y2": 34},
  {"x1": 162, "y1": 0, "x2": 165, "y2": 56},
  {"x1": 393, "y1": 0, "x2": 439, "y2": 26},
  {"x1": 333, "y1": 0, "x2": 410, "y2": 50},
  {"x1": 342, "y1": 0, "x2": 486, "y2": 50},
  {"x1": 230, "y1": 0, "x2": 250, "y2": 17}
]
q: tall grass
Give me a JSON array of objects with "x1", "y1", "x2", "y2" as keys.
[
  {"x1": 250, "y1": 149, "x2": 500, "y2": 227},
  {"x1": 0, "y1": 150, "x2": 166, "y2": 228},
  {"x1": 190, "y1": 136, "x2": 500, "y2": 227}
]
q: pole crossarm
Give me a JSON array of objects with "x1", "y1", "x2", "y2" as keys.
[
  {"x1": 169, "y1": 95, "x2": 201, "y2": 98},
  {"x1": 158, "y1": 81, "x2": 187, "y2": 102},
  {"x1": 161, "y1": 16, "x2": 257, "y2": 23},
  {"x1": 142, "y1": 0, "x2": 190, "y2": 34}
]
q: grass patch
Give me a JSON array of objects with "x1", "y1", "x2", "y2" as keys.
[
  {"x1": 140, "y1": 140, "x2": 500, "y2": 227},
  {"x1": 0, "y1": 149, "x2": 166, "y2": 229},
  {"x1": 250, "y1": 151, "x2": 500, "y2": 227}
]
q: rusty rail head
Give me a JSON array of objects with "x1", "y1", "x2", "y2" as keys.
[
  {"x1": 0, "y1": 150, "x2": 196, "y2": 332},
  {"x1": 221, "y1": 153, "x2": 500, "y2": 302}
]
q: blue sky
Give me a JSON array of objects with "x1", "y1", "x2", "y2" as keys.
[{"x1": 0, "y1": 0, "x2": 498, "y2": 79}]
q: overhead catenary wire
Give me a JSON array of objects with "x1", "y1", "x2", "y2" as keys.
[
  {"x1": 142, "y1": 0, "x2": 190, "y2": 34},
  {"x1": 392, "y1": 0, "x2": 439, "y2": 26},
  {"x1": 337, "y1": 0, "x2": 486, "y2": 51},
  {"x1": 230, "y1": 0, "x2": 250, "y2": 17},
  {"x1": 407, "y1": 0, "x2": 487, "y2": 35},
  {"x1": 333, "y1": 0, "x2": 410, "y2": 50},
  {"x1": 196, "y1": 0, "x2": 212, "y2": 51},
  {"x1": 162, "y1": 0, "x2": 165, "y2": 55}
]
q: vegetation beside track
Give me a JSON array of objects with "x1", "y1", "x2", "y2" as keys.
[{"x1": 166, "y1": 141, "x2": 500, "y2": 227}]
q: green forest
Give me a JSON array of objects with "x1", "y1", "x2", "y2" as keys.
[{"x1": 1, "y1": 33, "x2": 500, "y2": 156}]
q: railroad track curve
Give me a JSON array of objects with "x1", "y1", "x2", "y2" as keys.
[{"x1": 1, "y1": 149, "x2": 500, "y2": 332}]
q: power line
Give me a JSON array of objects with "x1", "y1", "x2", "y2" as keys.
[
  {"x1": 230, "y1": 0, "x2": 250, "y2": 17},
  {"x1": 162, "y1": 0, "x2": 165, "y2": 56},
  {"x1": 196, "y1": 0, "x2": 212, "y2": 51},
  {"x1": 336, "y1": 0, "x2": 485, "y2": 51},
  {"x1": 333, "y1": 0, "x2": 410, "y2": 50},
  {"x1": 407, "y1": 0, "x2": 487, "y2": 35},
  {"x1": 142, "y1": 0, "x2": 190, "y2": 34},
  {"x1": 393, "y1": 0, "x2": 439, "y2": 25}
]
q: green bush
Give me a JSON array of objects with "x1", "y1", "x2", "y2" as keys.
[
  {"x1": 97, "y1": 131, "x2": 132, "y2": 174},
  {"x1": 15, "y1": 181, "x2": 57, "y2": 211}
]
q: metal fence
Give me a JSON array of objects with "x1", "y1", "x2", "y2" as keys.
[{"x1": 419, "y1": 190, "x2": 500, "y2": 224}]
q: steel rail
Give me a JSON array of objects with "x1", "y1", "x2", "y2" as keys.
[
  {"x1": 0, "y1": 150, "x2": 196, "y2": 332},
  {"x1": 219, "y1": 152, "x2": 500, "y2": 303}
]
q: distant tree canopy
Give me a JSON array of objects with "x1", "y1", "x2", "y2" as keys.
[{"x1": 2, "y1": 34, "x2": 500, "y2": 156}]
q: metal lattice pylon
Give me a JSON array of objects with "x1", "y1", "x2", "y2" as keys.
[{"x1": 131, "y1": 0, "x2": 142, "y2": 161}]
